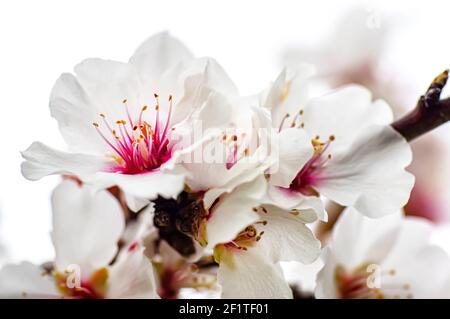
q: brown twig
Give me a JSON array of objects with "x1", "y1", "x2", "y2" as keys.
[{"x1": 392, "y1": 70, "x2": 450, "y2": 141}]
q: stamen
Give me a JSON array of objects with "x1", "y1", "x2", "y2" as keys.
[
  {"x1": 278, "y1": 113, "x2": 290, "y2": 132},
  {"x1": 122, "y1": 99, "x2": 134, "y2": 128},
  {"x1": 93, "y1": 95, "x2": 175, "y2": 174}
]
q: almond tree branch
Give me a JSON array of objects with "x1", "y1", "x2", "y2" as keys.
[{"x1": 392, "y1": 70, "x2": 450, "y2": 141}]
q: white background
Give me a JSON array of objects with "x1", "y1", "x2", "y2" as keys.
[{"x1": 1, "y1": 0, "x2": 449, "y2": 264}]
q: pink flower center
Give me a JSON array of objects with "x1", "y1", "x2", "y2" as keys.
[
  {"x1": 289, "y1": 135, "x2": 335, "y2": 195},
  {"x1": 93, "y1": 94, "x2": 174, "y2": 174}
]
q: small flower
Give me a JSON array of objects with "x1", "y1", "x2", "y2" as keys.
[
  {"x1": 0, "y1": 180, "x2": 158, "y2": 299},
  {"x1": 21, "y1": 32, "x2": 238, "y2": 211},
  {"x1": 213, "y1": 205, "x2": 320, "y2": 299},
  {"x1": 262, "y1": 66, "x2": 414, "y2": 218},
  {"x1": 316, "y1": 208, "x2": 450, "y2": 299}
]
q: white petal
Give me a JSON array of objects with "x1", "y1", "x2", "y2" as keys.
[
  {"x1": 21, "y1": 142, "x2": 110, "y2": 181},
  {"x1": 169, "y1": 58, "x2": 238, "y2": 124},
  {"x1": 107, "y1": 246, "x2": 159, "y2": 299},
  {"x1": 74, "y1": 58, "x2": 142, "y2": 119},
  {"x1": 269, "y1": 128, "x2": 313, "y2": 188},
  {"x1": 381, "y1": 218, "x2": 450, "y2": 298},
  {"x1": 49, "y1": 73, "x2": 107, "y2": 153},
  {"x1": 218, "y1": 248, "x2": 292, "y2": 299},
  {"x1": 254, "y1": 205, "x2": 321, "y2": 264},
  {"x1": 315, "y1": 248, "x2": 339, "y2": 299},
  {"x1": 88, "y1": 170, "x2": 185, "y2": 204},
  {"x1": 302, "y1": 85, "x2": 393, "y2": 150},
  {"x1": 317, "y1": 126, "x2": 414, "y2": 218},
  {"x1": 129, "y1": 31, "x2": 193, "y2": 89},
  {"x1": 202, "y1": 143, "x2": 276, "y2": 209},
  {"x1": 194, "y1": 91, "x2": 233, "y2": 131},
  {"x1": 205, "y1": 176, "x2": 266, "y2": 248},
  {"x1": 376, "y1": 218, "x2": 450, "y2": 298},
  {"x1": 381, "y1": 244, "x2": 450, "y2": 299},
  {"x1": 51, "y1": 180, "x2": 125, "y2": 274},
  {"x1": 265, "y1": 186, "x2": 327, "y2": 222},
  {"x1": 263, "y1": 64, "x2": 315, "y2": 129},
  {"x1": 0, "y1": 262, "x2": 58, "y2": 298},
  {"x1": 124, "y1": 193, "x2": 151, "y2": 213},
  {"x1": 330, "y1": 207, "x2": 402, "y2": 270},
  {"x1": 121, "y1": 205, "x2": 155, "y2": 250}
]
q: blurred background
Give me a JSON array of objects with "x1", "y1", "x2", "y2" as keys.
[{"x1": 1, "y1": 0, "x2": 450, "y2": 267}]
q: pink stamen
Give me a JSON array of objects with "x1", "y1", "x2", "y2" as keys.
[{"x1": 94, "y1": 94, "x2": 175, "y2": 174}]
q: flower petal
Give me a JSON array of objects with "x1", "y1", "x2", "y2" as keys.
[
  {"x1": 169, "y1": 58, "x2": 239, "y2": 124},
  {"x1": 315, "y1": 248, "x2": 339, "y2": 298},
  {"x1": 21, "y1": 142, "x2": 110, "y2": 181},
  {"x1": 0, "y1": 262, "x2": 58, "y2": 298},
  {"x1": 88, "y1": 170, "x2": 185, "y2": 204},
  {"x1": 51, "y1": 180, "x2": 125, "y2": 274},
  {"x1": 74, "y1": 58, "x2": 142, "y2": 119},
  {"x1": 269, "y1": 128, "x2": 313, "y2": 188},
  {"x1": 129, "y1": 31, "x2": 193, "y2": 89},
  {"x1": 205, "y1": 176, "x2": 266, "y2": 248},
  {"x1": 107, "y1": 246, "x2": 159, "y2": 299},
  {"x1": 265, "y1": 186, "x2": 327, "y2": 222},
  {"x1": 49, "y1": 73, "x2": 107, "y2": 153},
  {"x1": 254, "y1": 205, "x2": 321, "y2": 264},
  {"x1": 317, "y1": 126, "x2": 414, "y2": 218},
  {"x1": 218, "y1": 248, "x2": 292, "y2": 299},
  {"x1": 302, "y1": 85, "x2": 393, "y2": 150},
  {"x1": 330, "y1": 207, "x2": 402, "y2": 270},
  {"x1": 263, "y1": 64, "x2": 315, "y2": 129}
]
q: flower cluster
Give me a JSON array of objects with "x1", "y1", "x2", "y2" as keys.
[{"x1": 2, "y1": 32, "x2": 449, "y2": 299}]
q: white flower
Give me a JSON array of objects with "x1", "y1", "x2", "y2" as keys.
[
  {"x1": 0, "y1": 180, "x2": 158, "y2": 299},
  {"x1": 213, "y1": 204, "x2": 320, "y2": 299},
  {"x1": 262, "y1": 66, "x2": 414, "y2": 218},
  {"x1": 151, "y1": 102, "x2": 277, "y2": 254},
  {"x1": 21, "y1": 32, "x2": 238, "y2": 211},
  {"x1": 316, "y1": 208, "x2": 450, "y2": 299}
]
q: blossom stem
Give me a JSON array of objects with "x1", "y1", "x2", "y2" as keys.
[{"x1": 391, "y1": 70, "x2": 450, "y2": 142}]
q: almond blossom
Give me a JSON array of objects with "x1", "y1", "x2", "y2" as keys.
[
  {"x1": 21, "y1": 32, "x2": 238, "y2": 211},
  {"x1": 316, "y1": 208, "x2": 450, "y2": 299},
  {"x1": 261, "y1": 66, "x2": 414, "y2": 218},
  {"x1": 213, "y1": 204, "x2": 320, "y2": 298},
  {"x1": 0, "y1": 180, "x2": 158, "y2": 299}
]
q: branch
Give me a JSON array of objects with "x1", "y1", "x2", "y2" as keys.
[{"x1": 391, "y1": 70, "x2": 450, "y2": 142}]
